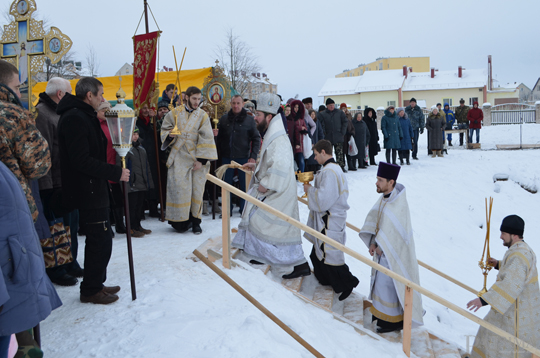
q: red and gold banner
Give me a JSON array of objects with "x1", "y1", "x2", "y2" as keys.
[{"x1": 133, "y1": 31, "x2": 160, "y2": 111}]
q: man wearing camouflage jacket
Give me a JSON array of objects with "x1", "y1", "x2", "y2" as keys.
[{"x1": 0, "y1": 60, "x2": 51, "y2": 222}]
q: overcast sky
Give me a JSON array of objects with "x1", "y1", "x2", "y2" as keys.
[{"x1": 12, "y1": 0, "x2": 540, "y2": 106}]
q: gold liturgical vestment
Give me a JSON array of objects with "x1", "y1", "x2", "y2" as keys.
[
  {"x1": 472, "y1": 241, "x2": 540, "y2": 358},
  {"x1": 160, "y1": 106, "x2": 217, "y2": 222}
]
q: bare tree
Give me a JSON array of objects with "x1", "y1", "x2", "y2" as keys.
[
  {"x1": 214, "y1": 28, "x2": 261, "y2": 98},
  {"x1": 85, "y1": 44, "x2": 100, "y2": 77},
  {"x1": 43, "y1": 50, "x2": 80, "y2": 81}
]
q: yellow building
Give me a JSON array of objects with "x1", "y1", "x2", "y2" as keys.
[{"x1": 336, "y1": 57, "x2": 430, "y2": 78}]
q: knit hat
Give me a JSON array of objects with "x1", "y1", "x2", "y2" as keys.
[
  {"x1": 302, "y1": 97, "x2": 313, "y2": 104},
  {"x1": 158, "y1": 100, "x2": 169, "y2": 109},
  {"x1": 326, "y1": 98, "x2": 335, "y2": 106},
  {"x1": 410, "y1": 98, "x2": 417, "y2": 103},
  {"x1": 133, "y1": 125, "x2": 139, "y2": 133},
  {"x1": 340, "y1": 103, "x2": 347, "y2": 109},
  {"x1": 396, "y1": 107, "x2": 405, "y2": 115},
  {"x1": 377, "y1": 162, "x2": 400, "y2": 181},
  {"x1": 500, "y1": 215, "x2": 525, "y2": 236},
  {"x1": 460, "y1": 98, "x2": 465, "y2": 103}
]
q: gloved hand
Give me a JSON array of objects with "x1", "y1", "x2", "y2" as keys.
[
  {"x1": 474, "y1": 120, "x2": 479, "y2": 124},
  {"x1": 299, "y1": 129, "x2": 308, "y2": 134},
  {"x1": 420, "y1": 129, "x2": 424, "y2": 134}
]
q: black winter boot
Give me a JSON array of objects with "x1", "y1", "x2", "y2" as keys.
[{"x1": 282, "y1": 262, "x2": 311, "y2": 279}]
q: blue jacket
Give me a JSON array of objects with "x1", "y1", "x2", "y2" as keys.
[
  {"x1": 0, "y1": 161, "x2": 61, "y2": 336},
  {"x1": 443, "y1": 105, "x2": 455, "y2": 129},
  {"x1": 399, "y1": 115, "x2": 414, "y2": 150},
  {"x1": 405, "y1": 104, "x2": 425, "y2": 131},
  {"x1": 381, "y1": 110, "x2": 403, "y2": 149}
]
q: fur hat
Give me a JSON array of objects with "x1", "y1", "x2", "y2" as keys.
[
  {"x1": 302, "y1": 97, "x2": 313, "y2": 104},
  {"x1": 500, "y1": 215, "x2": 524, "y2": 236}
]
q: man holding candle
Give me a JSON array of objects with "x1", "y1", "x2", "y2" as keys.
[{"x1": 467, "y1": 215, "x2": 540, "y2": 358}]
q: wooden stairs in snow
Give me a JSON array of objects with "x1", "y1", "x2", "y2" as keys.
[{"x1": 191, "y1": 236, "x2": 467, "y2": 358}]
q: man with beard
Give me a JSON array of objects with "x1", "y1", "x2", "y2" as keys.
[
  {"x1": 160, "y1": 86, "x2": 217, "y2": 234},
  {"x1": 467, "y1": 215, "x2": 540, "y2": 358},
  {"x1": 359, "y1": 162, "x2": 424, "y2": 333},
  {"x1": 233, "y1": 92, "x2": 310, "y2": 279}
]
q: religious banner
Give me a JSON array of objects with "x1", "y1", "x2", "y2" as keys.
[
  {"x1": 133, "y1": 31, "x2": 160, "y2": 112},
  {"x1": 0, "y1": 0, "x2": 71, "y2": 110}
]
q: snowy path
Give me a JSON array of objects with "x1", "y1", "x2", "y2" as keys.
[{"x1": 41, "y1": 124, "x2": 540, "y2": 357}]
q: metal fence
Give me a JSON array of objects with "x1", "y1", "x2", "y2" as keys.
[{"x1": 491, "y1": 104, "x2": 536, "y2": 125}]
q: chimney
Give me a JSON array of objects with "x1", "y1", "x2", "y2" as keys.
[
  {"x1": 488, "y1": 55, "x2": 493, "y2": 91},
  {"x1": 458, "y1": 66, "x2": 462, "y2": 78},
  {"x1": 431, "y1": 68, "x2": 435, "y2": 78},
  {"x1": 403, "y1": 65, "x2": 407, "y2": 78},
  {"x1": 409, "y1": 67, "x2": 413, "y2": 73}
]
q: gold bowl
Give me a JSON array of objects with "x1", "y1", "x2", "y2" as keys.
[{"x1": 297, "y1": 171, "x2": 314, "y2": 198}]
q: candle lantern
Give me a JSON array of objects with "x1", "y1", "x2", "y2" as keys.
[{"x1": 104, "y1": 79, "x2": 137, "y2": 300}]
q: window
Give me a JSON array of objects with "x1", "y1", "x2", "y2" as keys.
[
  {"x1": 387, "y1": 101, "x2": 396, "y2": 107},
  {"x1": 469, "y1": 97, "x2": 478, "y2": 105},
  {"x1": 442, "y1": 98, "x2": 453, "y2": 106}
]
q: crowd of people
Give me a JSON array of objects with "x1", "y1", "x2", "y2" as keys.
[{"x1": 0, "y1": 56, "x2": 536, "y2": 358}]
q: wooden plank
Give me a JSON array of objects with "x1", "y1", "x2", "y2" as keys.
[
  {"x1": 342, "y1": 293, "x2": 364, "y2": 326},
  {"x1": 186, "y1": 236, "x2": 222, "y2": 262},
  {"x1": 221, "y1": 189, "x2": 231, "y2": 269},
  {"x1": 410, "y1": 329, "x2": 435, "y2": 358},
  {"x1": 313, "y1": 286, "x2": 334, "y2": 311},
  {"x1": 402, "y1": 286, "x2": 413, "y2": 357},
  {"x1": 282, "y1": 276, "x2": 304, "y2": 293},
  {"x1": 207, "y1": 248, "x2": 239, "y2": 268},
  {"x1": 429, "y1": 334, "x2": 461, "y2": 358}
]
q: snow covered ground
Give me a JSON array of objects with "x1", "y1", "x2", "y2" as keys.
[{"x1": 41, "y1": 124, "x2": 540, "y2": 357}]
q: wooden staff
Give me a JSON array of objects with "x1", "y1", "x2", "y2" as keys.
[{"x1": 193, "y1": 249, "x2": 325, "y2": 358}]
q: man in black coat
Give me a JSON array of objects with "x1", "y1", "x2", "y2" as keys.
[
  {"x1": 317, "y1": 98, "x2": 348, "y2": 171},
  {"x1": 215, "y1": 95, "x2": 260, "y2": 214},
  {"x1": 57, "y1": 77, "x2": 130, "y2": 305}
]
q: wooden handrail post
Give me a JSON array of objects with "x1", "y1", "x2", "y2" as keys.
[
  {"x1": 222, "y1": 188, "x2": 231, "y2": 269},
  {"x1": 402, "y1": 286, "x2": 413, "y2": 357}
]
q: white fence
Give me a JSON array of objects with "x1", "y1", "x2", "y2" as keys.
[{"x1": 491, "y1": 104, "x2": 536, "y2": 125}]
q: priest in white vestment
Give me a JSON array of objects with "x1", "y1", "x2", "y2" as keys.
[
  {"x1": 161, "y1": 86, "x2": 217, "y2": 234},
  {"x1": 304, "y1": 139, "x2": 359, "y2": 301},
  {"x1": 359, "y1": 162, "x2": 424, "y2": 333},
  {"x1": 467, "y1": 215, "x2": 540, "y2": 358},
  {"x1": 232, "y1": 92, "x2": 310, "y2": 279}
]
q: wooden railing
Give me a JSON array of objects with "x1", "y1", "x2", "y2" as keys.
[{"x1": 207, "y1": 173, "x2": 540, "y2": 358}]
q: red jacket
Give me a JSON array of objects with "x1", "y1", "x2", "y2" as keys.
[
  {"x1": 287, "y1": 100, "x2": 307, "y2": 154},
  {"x1": 467, "y1": 104, "x2": 483, "y2": 129}
]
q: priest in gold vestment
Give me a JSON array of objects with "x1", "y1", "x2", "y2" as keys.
[
  {"x1": 467, "y1": 215, "x2": 540, "y2": 358},
  {"x1": 160, "y1": 86, "x2": 217, "y2": 234}
]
